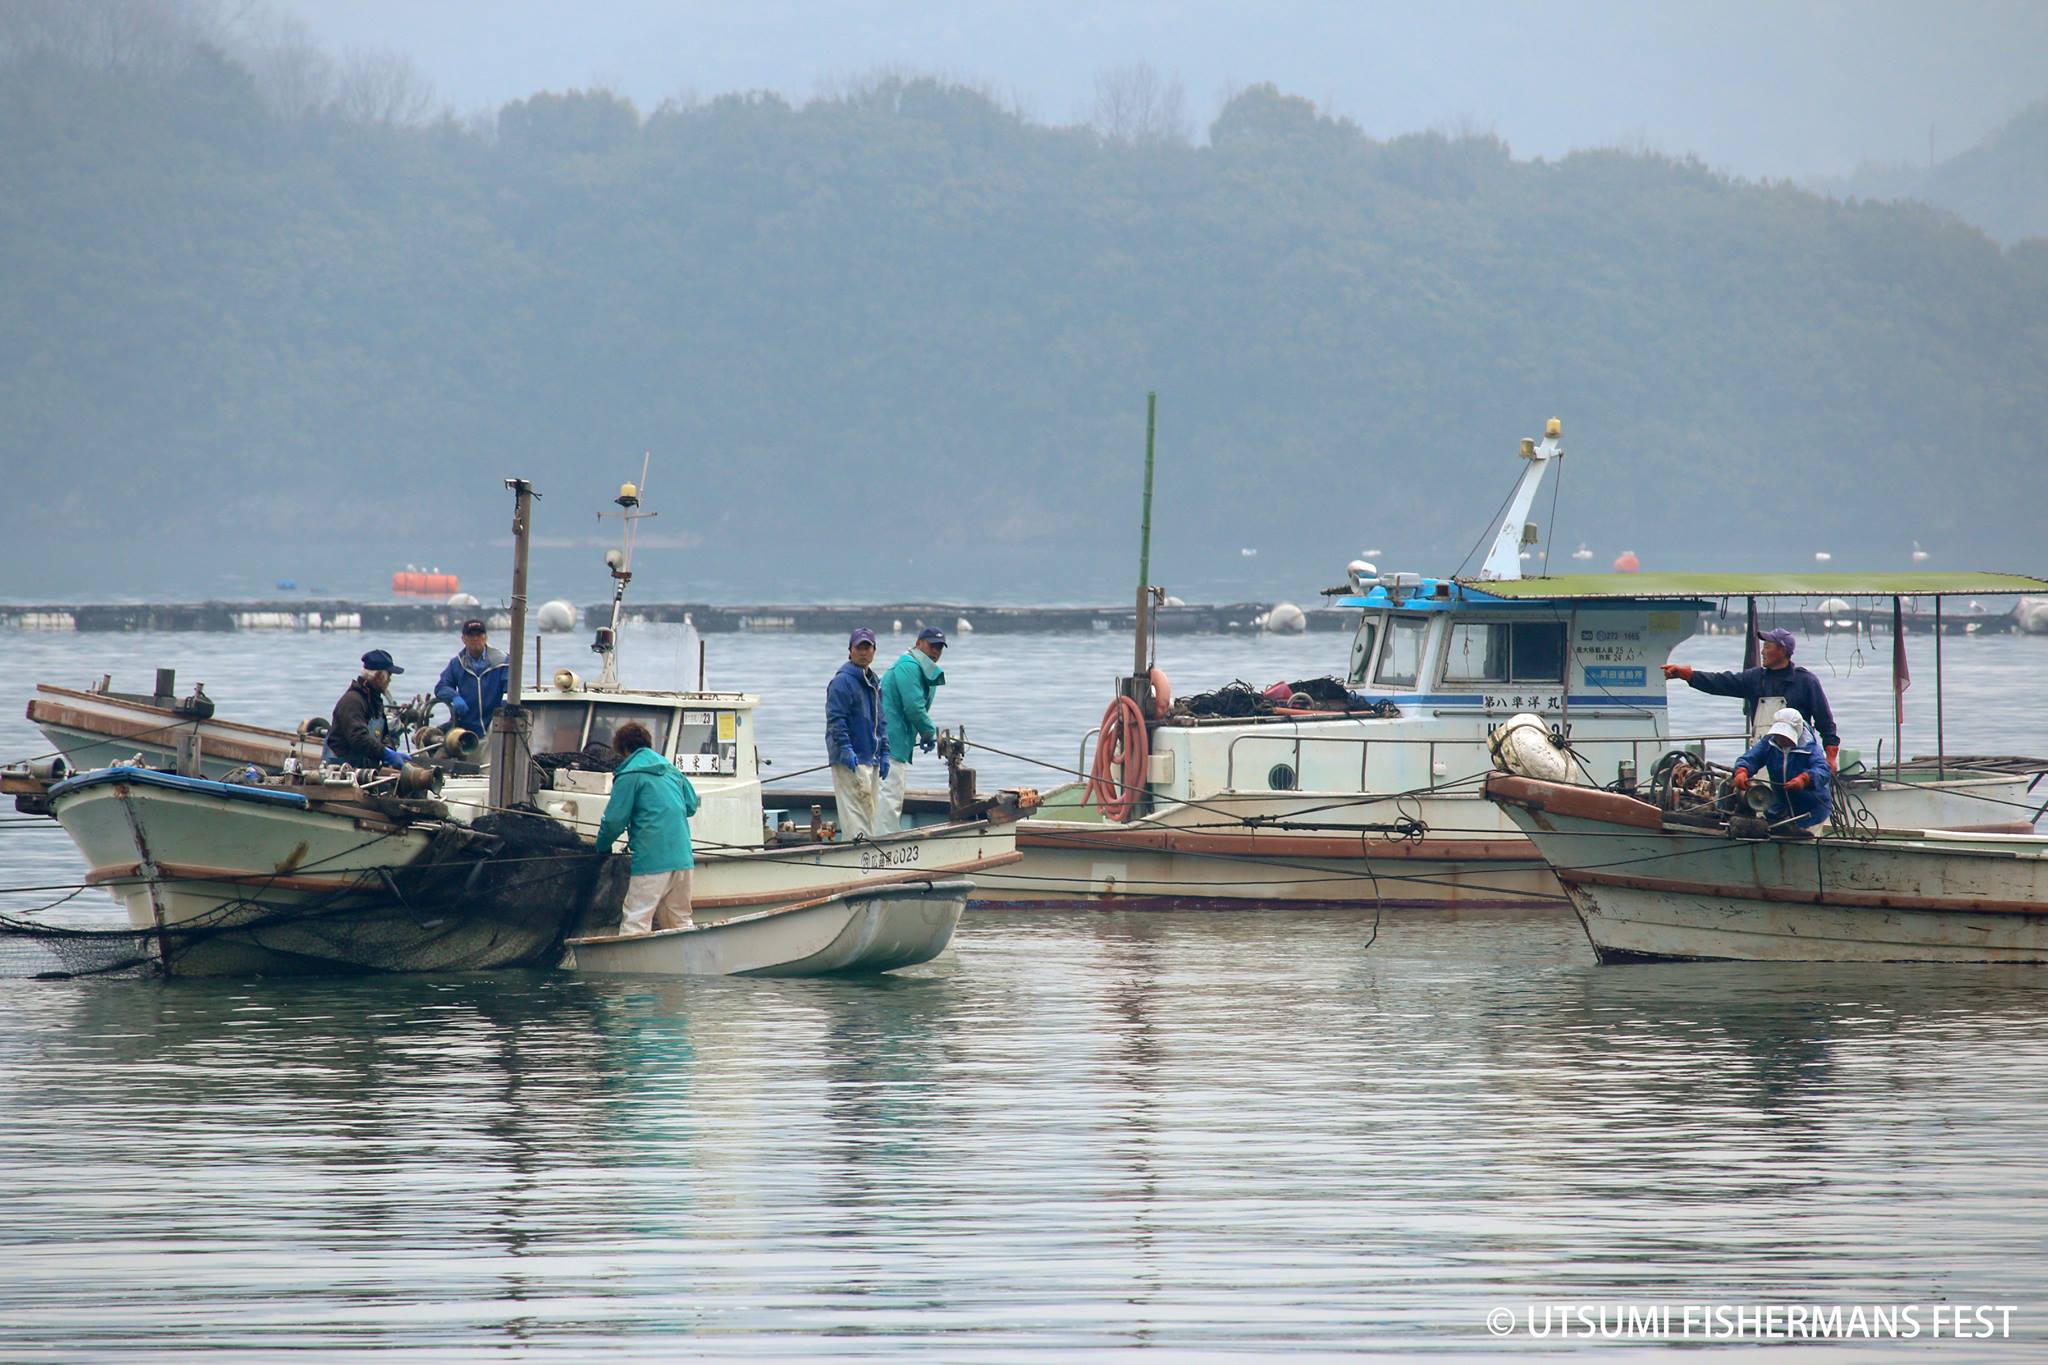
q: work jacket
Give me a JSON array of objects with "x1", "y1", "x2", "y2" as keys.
[
  {"x1": 1686, "y1": 663, "x2": 1840, "y2": 749},
  {"x1": 880, "y1": 650, "x2": 944, "y2": 764},
  {"x1": 434, "y1": 646, "x2": 508, "y2": 735},
  {"x1": 324, "y1": 676, "x2": 394, "y2": 768},
  {"x1": 826, "y1": 661, "x2": 890, "y2": 769},
  {"x1": 1734, "y1": 725, "x2": 1835, "y2": 830},
  {"x1": 594, "y1": 746, "x2": 701, "y2": 874}
]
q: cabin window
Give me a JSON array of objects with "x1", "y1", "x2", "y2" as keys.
[
  {"x1": 673, "y1": 709, "x2": 740, "y2": 775},
  {"x1": 1374, "y1": 615, "x2": 1428, "y2": 688},
  {"x1": 1346, "y1": 617, "x2": 1381, "y2": 685},
  {"x1": 1439, "y1": 620, "x2": 1568, "y2": 687},
  {"x1": 526, "y1": 701, "x2": 590, "y2": 753},
  {"x1": 588, "y1": 703, "x2": 673, "y2": 756}
]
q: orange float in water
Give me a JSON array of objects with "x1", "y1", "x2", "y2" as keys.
[
  {"x1": 1612, "y1": 551, "x2": 1641, "y2": 574},
  {"x1": 392, "y1": 571, "x2": 461, "y2": 597}
]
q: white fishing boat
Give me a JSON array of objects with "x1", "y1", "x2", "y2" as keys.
[
  {"x1": 996, "y1": 418, "x2": 2048, "y2": 909},
  {"x1": 1485, "y1": 772, "x2": 2048, "y2": 963},
  {"x1": 567, "y1": 878, "x2": 971, "y2": 977},
  {"x1": 12, "y1": 474, "x2": 1022, "y2": 977}
]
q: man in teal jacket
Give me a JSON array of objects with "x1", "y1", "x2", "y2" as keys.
[
  {"x1": 594, "y1": 720, "x2": 702, "y2": 933},
  {"x1": 877, "y1": 626, "x2": 946, "y2": 834}
]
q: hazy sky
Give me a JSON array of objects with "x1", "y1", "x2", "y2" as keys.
[{"x1": 268, "y1": 0, "x2": 2048, "y2": 179}]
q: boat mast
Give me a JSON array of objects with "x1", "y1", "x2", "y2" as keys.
[
  {"x1": 489, "y1": 478, "x2": 537, "y2": 811},
  {"x1": 594, "y1": 453, "x2": 655, "y2": 691},
  {"x1": 1475, "y1": 418, "x2": 1563, "y2": 582}
]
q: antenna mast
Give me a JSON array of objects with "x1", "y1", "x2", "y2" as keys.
[
  {"x1": 1476, "y1": 418, "x2": 1563, "y2": 581},
  {"x1": 593, "y1": 452, "x2": 656, "y2": 690}
]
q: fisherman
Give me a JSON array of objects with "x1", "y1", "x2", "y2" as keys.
[
  {"x1": 1730, "y1": 706, "x2": 1834, "y2": 834},
  {"x1": 876, "y1": 626, "x2": 947, "y2": 834},
  {"x1": 825, "y1": 628, "x2": 891, "y2": 839},
  {"x1": 593, "y1": 720, "x2": 701, "y2": 934},
  {"x1": 324, "y1": 648, "x2": 409, "y2": 770},
  {"x1": 433, "y1": 618, "x2": 508, "y2": 739},
  {"x1": 1662, "y1": 626, "x2": 1842, "y2": 769}
]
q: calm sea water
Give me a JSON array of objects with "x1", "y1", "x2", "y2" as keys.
[{"x1": 2, "y1": 625, "x2": 2047, "y2": 1356}]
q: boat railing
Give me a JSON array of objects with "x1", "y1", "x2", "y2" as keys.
[{"x1": 1221, "y1": 729, "x2": 1756, "y2": 796}]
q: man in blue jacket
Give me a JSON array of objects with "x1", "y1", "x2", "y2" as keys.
[
  {"x1": 1663, "y1": 627, "x2": 1841, "y2": 769},
  {"x1": 594, "y1": 720, "x2": 701, "y2": 933},
  {"x1": 1731, "y1": 707, "x2": 1834, "y2": 834},
  {"x1": 433, "y1": 619, "x2": 508, "y2": 739},
  {"x1": 876, "y1": 626, "x2": 946, "y2": 834},
  {"x1": 825, "y1": 628, "x2": 891, "y2": 839}
]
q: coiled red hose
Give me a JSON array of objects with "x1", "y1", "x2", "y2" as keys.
[{"x1": 1086, "y1": 694, "x2": 1150, "y2": 823}]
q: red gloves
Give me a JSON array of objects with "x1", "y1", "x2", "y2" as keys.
[
  {"x1": 1825, "y1": 745, "x2": 1839, "y2": 771},
  {"x1": 1731, "y1": 768, "x2": 1750, "y2": 790},
  {"x1": 1661, "y1": 664, "x2": 1692, "y2": 681},
  {"x1": 1786, "y1": 772, "x2": 1813, "y2": 791}
]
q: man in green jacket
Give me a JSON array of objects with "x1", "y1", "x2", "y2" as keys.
[
  {"x1": 594, "y1": 720, "x2": 702, "y2": 934},
  {"x1": 877, "y1": 627, "x2": 946, "y2": 834}
]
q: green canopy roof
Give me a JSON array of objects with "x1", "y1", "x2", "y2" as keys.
[{"x1": 1459, "y1": 572, "x2": 2048, "y2": 601}]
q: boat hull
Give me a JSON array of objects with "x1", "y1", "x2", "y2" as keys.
[
  {"x1": 688, "y1": 821, "x2": 1019, "y2": 919},
  {"x1": 47, "y1": 770, "x2": 612, "y2": 976},
  {"x1": 1487, "y1": 774, "x2": 2048, "y2": 963},
  {"x1": 568, "y1": 879, "x2": 970, "y2": 977},
  {"x1": 30, "y1": 686, "x2": 321, "y2": 781}
]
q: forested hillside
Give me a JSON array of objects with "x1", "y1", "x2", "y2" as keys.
[
  {"x1": 4, "y1": 34, "x2": 2045, "y2": 602},
  {"x1": 1826, "y1": 100, "x2": 2048, "y2": 247}
]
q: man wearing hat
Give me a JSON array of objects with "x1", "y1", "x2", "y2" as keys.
[
  {"x1": 433, "y1": 618, "x2": 508, "y2": 740},
  {"x1": 876, "y1": 626, "x2": 948, "y2": 834},
  {"x1": 825, "y1": 628, "x2": 891, "y2": 839},
  {"x1": 1663, "y1": 626, "x2": 1842, "y2": 769},
  {"x1": 1729, "y1": 706, "x2": 1834, "y2": 833},
  {"x1": 324, "y1": 649, "x2": 410, "y2": 770}
]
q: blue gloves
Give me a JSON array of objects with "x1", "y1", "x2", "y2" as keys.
[
  {"x1": 450, "y1": 698, "x2": 474, "y2": 727},
  {"x1": 878, "y1": 756, "x2": 891, "y2": 779},
  {"x1": 837, "y1": 747, "x2": 859, "y2": 770},
  {"x1": 919, "y1": 736, "x2": 936, "y2": 754},
  {"x1": 382, "y1": 747, "x2": 408, "y2": 768}
]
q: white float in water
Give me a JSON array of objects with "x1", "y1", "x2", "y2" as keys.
[
  {"x1": 956, "y1": 616, "x2": 973, "y2": 634},
  {"x1": 1814, "y1": 551, "x2": 1832, "y2": 563},
  {"x1": 536, "y1": 600, "x2": 578, "y2": 631},
  {"x1": 1912, "y1": 540, "x2": 1931, "y2": 563},
  {"x1": 1263, "y1": 602, "x2": 1306, "y2": 634},
  {"x1": 447, "y1": 592, "x2": 480, "y2": 608}
]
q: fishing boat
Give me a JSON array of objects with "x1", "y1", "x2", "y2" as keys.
[
  {"x1": 1485, "y1": 772, "x2": 2048, "y2": 963},
  {"x1": 567, "y1": 878, "x2": 971, "y2": 977},
  {"x1": 26, "y1": 672, "x2": 323, "y2": 780},
  {"x1": 991, "y1": 417, "x2": 2048, "y2": 910},
  {"x1": 10, "y1": 476, "x2": 1024, "y2": 976}
]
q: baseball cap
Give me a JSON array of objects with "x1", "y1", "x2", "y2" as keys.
[
  {"x1": 362, "y1": 648, "x2": 405, "y2": 674},
  {"x1": 1756, "y1": 627, "x2": 1796, "y2": 656},
  {"x1": 848, "y1": 628, "x2": 877, "y2": 648},
  {"x1": 916, "y1": 626, "x2": 948, "y2": 646},
  {"x1": 1767, "y1": 706, "x2": 1805, "y2": 745},
  {"x1": 462, "y1": 618, "x2": 486, "y2": 635}
]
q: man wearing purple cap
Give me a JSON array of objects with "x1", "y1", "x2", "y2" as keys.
[
  {"x1": 825, "y1": 628, "x2": 891, "y2": 838},
  {"x1": 1662, "y1": 626, "x2": 1841, "y2": 769},
  {"x1": 877, "y1": 626, "x2": 948, "y2": 834}
]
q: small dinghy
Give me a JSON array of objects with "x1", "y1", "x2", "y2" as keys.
[{"x1": 565, "y1": 878, "x2": 971, "y2": 977}]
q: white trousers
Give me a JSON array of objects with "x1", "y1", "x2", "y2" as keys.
[
  {"x1": 621, "y1": 869, "x2": 694, "y2": 935},
  {"x1": 832, "y1": 763, "x2": 880, "y2": 840},
  {"x1": 875, "y1": 763, "x2": 909, "y2": 835}
]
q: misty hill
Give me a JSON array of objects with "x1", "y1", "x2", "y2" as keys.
[
  {"x1": 1825, "y1": 99, "x2": 2048, "y2": 246},
  {"x1": 3, "y1": 41, "x2": 2046, "y2": 605}
]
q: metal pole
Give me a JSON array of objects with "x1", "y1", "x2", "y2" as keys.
[
  {"x1": 1935, "y1": 597, "x2": 1945, "y2": 778},
  {"x1": 490, "y1": 479, "x2": 537, "y2": 810},
  {"x1": 1133, "y1": 391, "x2": 1158, "y2": 681},
  {"x1": 1892, "y1": 596, "x2": 1904, "y2": 782},
  {"x1": 1743, "y1": 596, "x2": 1759, "y2": 736}
]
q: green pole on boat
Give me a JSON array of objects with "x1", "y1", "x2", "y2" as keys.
[{"x1": 1133, "y1": 392, "x2": 1157, "y2": 682}]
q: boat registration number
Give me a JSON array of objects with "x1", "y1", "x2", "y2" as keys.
[{"x1": 859, "y1": 843, "x2": 922, "y2": 871}]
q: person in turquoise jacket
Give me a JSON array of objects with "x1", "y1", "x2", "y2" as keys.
[
  {"x1": 876, "y1": 627, "x2": 946, "y2": 834},
  {"x1": 594, "y1": 720, "x2": 701, "y2": 933}
]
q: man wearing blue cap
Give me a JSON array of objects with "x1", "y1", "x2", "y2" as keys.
[
  {"x1": 324, "y1": 648, "x2": 410, "y2": 770},
  {"x1": 877, "y1": 626, "x2": 947, "y2": 834},
  {"x1": 1662, "y1": 626, "x2": 1841, "y2": 769},
  {"x1": 825, "y1": 628, "x2": 891, "y2": 838}
]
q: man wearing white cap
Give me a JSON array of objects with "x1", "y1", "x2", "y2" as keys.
[{"x1": 1729, "y1": 707, "x2": 1834, "y2": 833}]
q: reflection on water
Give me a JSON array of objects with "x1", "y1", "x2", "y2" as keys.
[
  {"x1": 2, "y1": 912, "x2": 2047, "y2": 1354},
  {"x1": 2, "y1": 632, "x2": 2048, "y2": 1351}
]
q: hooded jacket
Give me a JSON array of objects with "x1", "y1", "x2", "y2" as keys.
[
  {"x1": 594, "y1": 746, "x2": 701, "y2": 874},
  {"x1": 434, "y1": 645, "x2": 508, "y2": 735},
  {"x1": 880, "y1": 649, "x2": 944, "y2": 764},
  {"x1": 1734, "y1": 722, "x2": 1835, "y2": 830},
  {"x1": 1686, "y1": 663, "x2": 1840, "y2": 749},
  {"x1": 825, "y1": 660, "x2": 890, "y2": 768}
]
